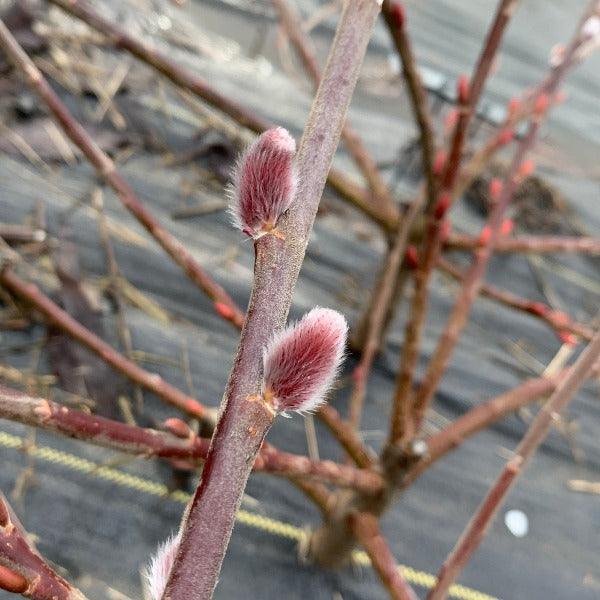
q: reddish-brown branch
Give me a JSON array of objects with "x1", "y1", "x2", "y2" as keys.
[
  {"x1": 403, "y1": 372, "x2": 562, "y2": 487},
  {"x1": 0, "y1": 383, "x2": 210, "y2": 459},
  {"x1": 427, "y1": 328, "x2": 600, "y2": 600},
  {"x1": 410, "y1": 20, "x2": 588, "y2": 431},
  {"x1": 350, "y1": 512, "x2": 419, "y2": 600},
  {"x1": 446, "y1": 233, "x2": 600, "y2": 255},
  {"x1": 272, "y1": 0, "x2": 399, "y2": 225},
  {"x1": 387, "y1": 0, "x2": 520, "y2": 447},
  {"x1": 382, "y1": 1, "x2": 437, "y2": 209},
  {"x1": 0, "y1": 493, "x2": 88, "y2": 599},
  {"x1": 0, "y1": 18, "x2": 245, "y2": 329},
  {"x1": 0, "y1": 384, "x2": 381, "y2": 493},
  {"x1": 317, "y1": 404, "x2": 376, "y2": 469},
  {"x1": 3, "y1": 249, "x2": 371, "y2": 496},
  {"x1": 437, "y1": 257, "x2": 594, "y2": 341},
  {"x1": 469, "y1": 1, "x2": 521, "y2": 109},
  {"x1": 0, "y1": 267, "x2": 211, "y2": 421},
  {"x1": 257, "y1": 444, "x2": 383, "y2": 492},
  {"x1": 347, "y1": 209, "x2": 418, "y2": 430},
  {"x1": 48, "y1": 0, "x2": 400, "y2": 232}
]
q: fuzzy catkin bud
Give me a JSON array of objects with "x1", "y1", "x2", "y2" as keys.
[
  {"x1": 262, "y1": 308, "x2": 348, "y2": 414},
  {"x1": 145, "y1": 533, "x2": 181, "y2": 600},
  {"x1": 229, "y1": 127, "x2": 298, "y2": 239}
]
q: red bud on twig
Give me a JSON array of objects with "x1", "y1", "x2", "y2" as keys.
[
  {"x1": 534, "y1": 93, "x2": 550, "y2": 116},
  {"x1": 214, "y1": 301, "x2": 236, "y2": 321},
  {"x1": 489, "y1": 178, "x2": 503, "y2": 199},
  {"x1": 500, "y1": 218, "x2": 514, "y2": 236},
  {"x1": 405, "y1": 245, "x2": 419, "y2": 270},
  {"x1": 433, "y1": 150, "x2": 447, "y2": 176},
  {"x1": 444, "y1": 109, "x2": 458, "y2": 132},
  {"x1": 439, "y1": 220, "x2": 452, "y2": 243},
  {"x1": 478, "y1": 226, "x2": 492, "y2": 246},
  {"x1": 229, "y1": 127, "x2": 298, "y2": 239},
  {"x1": 527, "y1": 302, "x2": 548, "y2": 317},
  {"x1": 434, "y1": 193, "x2": 451, "y2": 220},
  {"x1": 0, "y1": 566, "x2": 27, "y2": 594},
  {"x1": 390, "y1": 2, "x2": 406, "y2": 29},
  {"x1": 262, "y1": 308, "x2": 348, "y2": 414},
  {"x1": 457, "y1": 75, "x2": 470, "y2": 105},
  {"x1": 518, "y1": 159, "x2": 535, "y2": 178},
  {"x1": 497, "y1": 128, "x2": 514, "y2": 146}
]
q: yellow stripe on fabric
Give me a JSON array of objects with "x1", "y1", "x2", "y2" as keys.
[{"x1": 0, "y1": 430, "x2": 498, "y2": 600}]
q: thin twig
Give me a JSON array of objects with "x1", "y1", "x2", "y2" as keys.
[
  {"x1": 93, "y1": 188, "x2": 145, "y2": 412},
  {"x1": 0, "y1": 19, "x2": 245, "y2": 328},
  {"x1": 347, "y1": 213, "x2": 416, "y2": 430},
  {"x1": 381, "y1": 1, "x2": 437, "y2": 209},
  {"x1": 388, "y1": 0, "x2": 520, "y2": 446},
  {"x1": 410, "y1": 13, "x2": 593, "y2": 432},
  {"x1": 318, "y1": 404, "x2": 375, "y2": 468},
  {"x1": 0, "y1": 492, "x2": 88, "y2": 599},
  {"x1": 437, "y1": 257, "x2": 594, "y2": 341},
  {"x1": 446, "y1": 233, "x2": 600, "y2": 255},
  {"x1": 0, "y1": 384, "x2": 382, "y2": 492},
  {"x1": 427, "y1": 328, "x2": 600, "y2": 600},
  {"x1": 0, "y1": 267, "x2": 211, "y2": 421},
  {"x1": 350, "y1": 512, "x2": 418, "y2": 600},
  {"x1": 403, "y1": 372, "x2": 564, "y2": 487}
]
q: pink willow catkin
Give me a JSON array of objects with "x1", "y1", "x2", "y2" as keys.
[
  {"x1": 145, "y1": 309, "x2": 347, "y2": 594},
  {"x1": 262, "y1": 307, "x2": 348, "y2": 414},
  {"x1": 229, "y1": 127, "x2": 298, "y2": 239},
  {"x1": 145, "y1": 533, "x2": 181, "y2": 600}
]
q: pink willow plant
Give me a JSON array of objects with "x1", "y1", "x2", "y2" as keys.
[
  {"x1": 146, "y1": 129, "x2": 348, "y2": 600},
  {"x1": 146, "y1": 307, "x2": 348, "y2": 599}
]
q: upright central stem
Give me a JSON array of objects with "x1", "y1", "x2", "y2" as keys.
[{"x1": 162, "y1": 2, "x2": 383, "y2": 598}]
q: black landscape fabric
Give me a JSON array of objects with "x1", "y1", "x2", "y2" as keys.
[{"x1": 0, "y1": 1, "x2": 599, "y2": 599}]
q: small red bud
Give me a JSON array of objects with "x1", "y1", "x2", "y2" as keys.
[
  {"x1": 263, "y1": 308, "x2": 348, "y2": 414},
  {"x1": 507, "y1": 97, "x2": 520, "y2": 117},
  {"x1": 229, "y1": 127, "x2": 297, "y2": 239},
  {"x1": 433, "y1": 150, "x2": 447, "y2": 176},
  {"x1": 163, "y1": 418, "x2": 192, "y2": 439},
  {"x1": 557, "y1": 331, "x2": 578, "y2": 346},
  {"x1": 444, "y1": 109, "x2": 458, "y2": 132},
  {"x1": 478, "y1": 226, "x2": 492, "y2": 246},
  {"x1": 434, "y1": 194, "x2": 451, "y2": 220},
  {"x1": 489, "y1": 178, "x2": 503, "y2": 199},
  {"x1": 214, "y1": 301, "x2": 235, "y2": 321},
  {"x1": 390, "y1": 2, "x2": 405, "y2": 28},
  {"x1": 405, "y1": 245, "x2": 419, "y2": 270},
  {"x1": 497, "y1": 128, "x2": 514, "y2": 146},
  {"x1": 528, "y1": 302, "x2": 548, "y2": 317},
  {"x1": 457, "y1": 75, "x2": 470, "y2": 105},
  {"x1": 519, "y1": 159, "x2": 535, "y2": 178},
  {"x1": 500, "y1": 218, "x2": 514, "y2": 236},
  {"x1": 534, "y1": 93, "x2": 550, "y2": 116},
  {"x1": 0, "y1": 566, "x2": 28, "y2": 594},
  {"x1": 439, "y1": 220, "x2": 452, "y2": 243},
  {"x1": 146, "y1": 534, "x2": 181, "y2": 600}
]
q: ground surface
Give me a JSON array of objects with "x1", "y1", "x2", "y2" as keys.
[{"x1": 0, "y1": 1, "x2": 599, "y2": 599}]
